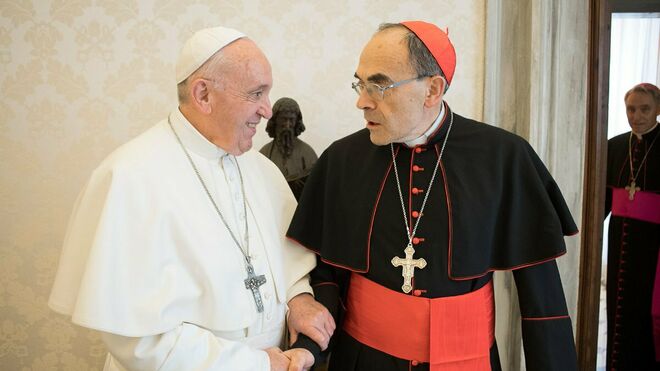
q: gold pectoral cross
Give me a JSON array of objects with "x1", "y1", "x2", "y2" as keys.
[
  {"x1": 391, "y1": 244, "x2": 427, "y2": 293},
  {"x1": 625, "y1": 181, "x2": 641, "y2": 201}
]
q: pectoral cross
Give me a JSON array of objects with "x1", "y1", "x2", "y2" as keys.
[
  {"x1": 391, "y1": 244, "x2": 427, "y2": 294},
  {"x1": 244, "y1": 261, "x2": 267, "y2": 312},
  {"x1": 625, "y1": 181, "x2": 641, "y2": 201}
]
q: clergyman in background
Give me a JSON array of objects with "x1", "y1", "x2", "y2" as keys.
[{"x1": 605, "y1": 82, "x2": 660, "y2": 370}]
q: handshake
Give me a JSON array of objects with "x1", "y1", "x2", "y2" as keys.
[
  {"x1": 267, "y1": 294, "x2": 336, "y2": 371},
  {"x1": 265, "y1": 348, "x2": 314, "y2": 371}
]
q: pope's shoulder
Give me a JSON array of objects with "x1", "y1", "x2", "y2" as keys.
[{"x1": 93, "y1": 120, "x2": 175, "y2": 176}]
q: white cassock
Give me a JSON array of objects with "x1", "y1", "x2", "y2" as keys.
[{"x1": 48, "y1": 108, "x2": 316, "y2": 370}]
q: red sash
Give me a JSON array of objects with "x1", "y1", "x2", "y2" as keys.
[
  {"x1": 611, "y1": 188, "x2": 660, "y2": 224},
  {"x1": 343, "y1": 273, "x2": 494, "y2": 370}
]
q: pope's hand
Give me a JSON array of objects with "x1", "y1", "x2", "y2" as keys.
[
  {"x1": 283, "y1": 348, "x2": 314, "y2": 371},
  {"x1": 287, "y1": 293, "x2": 335, "y2": 350},
  {"x1": 266, "y1": 347, "x2": 290, "y2": 371}
]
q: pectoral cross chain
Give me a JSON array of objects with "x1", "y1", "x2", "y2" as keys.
[
  {"x1": 244, "y1": 261, "x2": 266, "y2": 312},
  {"x1": 625, "y1": 181, "x2": 641, "y2": 201},
  {"x1": 391, "y1": 244, "x2": 427, "y2": 294}
]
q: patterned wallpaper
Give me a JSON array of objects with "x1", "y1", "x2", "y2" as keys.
[{"x1": 0, "y1": 1, "x2": 485, "y2": 369}]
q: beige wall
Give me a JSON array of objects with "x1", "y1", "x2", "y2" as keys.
[{"x1": 0, "y1": 1, "x2": 486, "y2": 369}]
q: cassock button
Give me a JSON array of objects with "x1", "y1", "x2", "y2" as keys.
[
  {"x1": 411, "y1": 360, "x2": 419, "y2": 366},
  {"x1": 412, "y1": 211, "x2": 420, "y2": 218},
  {"x1": 412, "y1": 289, "x2": 422, "y2": 296},
  {"x1": 412, "y1": 165, "x2": 424, "y2": 172},
  {"x1": 412, "y1": 187, "x2": 424, "y2": 195},
  {"x1": 412, "y1": 237, "x2": 425, "y2": 245},
  {"x1": 415, "y1": 147, "x2": 423, "y2": 154}
]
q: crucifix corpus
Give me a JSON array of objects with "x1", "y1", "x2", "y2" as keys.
[
  {"x1": 244, "y1": 262, "x2": 267, "y2": 312},
  {"x1": 391, "y1": 244, "x2": 427, "y2": 293}
]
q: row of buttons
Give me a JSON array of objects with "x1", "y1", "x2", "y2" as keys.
[
  {"x1": 610, "y1": 220, "x2": 630, "y2": 368},
  {"x1": 409, "y1": 146, "x2": 428, "y2": 301},
  {"x1": 610, "y1": 142, "x2": 645, "y2": 367}
]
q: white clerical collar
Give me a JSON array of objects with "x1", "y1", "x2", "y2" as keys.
[
  {"x1": 633, "y1": 122, "x2": 658, "y2": 140},
  {"x1": 403, "y1": 103, "x2": 446, "y2": 147},
  {"x1": 170, "y1": 108, "x2": 228, "y2": 160}
]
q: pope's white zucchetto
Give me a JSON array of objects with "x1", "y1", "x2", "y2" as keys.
[{"x1": 175, "y1": 26, "x2": 246, "y2": 84}]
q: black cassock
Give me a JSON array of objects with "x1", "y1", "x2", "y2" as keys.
[
  {"x1": 605, "y1": 123, "x2": 660, "y2": 370},
  {"x1": 289, "y1": 105, "x2": 578, "y2": 371}
]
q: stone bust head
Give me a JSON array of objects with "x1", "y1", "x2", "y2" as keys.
[{"x1": 265, "y1": 97, "x2": 306, "y2": 157}]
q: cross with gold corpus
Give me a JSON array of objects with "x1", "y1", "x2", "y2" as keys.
[
  {"x1": 625, "y1": 181, "x2": 641, "y2": 201},
  {"x1": 391, "y1": 244, "x2": 427, "y2": 294}
]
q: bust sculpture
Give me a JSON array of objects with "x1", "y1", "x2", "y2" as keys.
[{"x1": 260, "y1": 97, "x2": 318, "y2": 199}]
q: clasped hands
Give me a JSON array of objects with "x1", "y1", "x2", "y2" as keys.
[
  {"x1": 266, "y1": 347, "x2": 314, "y2": 371},
  {"x1": 268, "y1": 293, "x2": 335, "y2": 371}
]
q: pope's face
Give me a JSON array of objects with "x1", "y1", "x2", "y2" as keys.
[
  {"x1": 354, "y1": 28, "x2": 430, "y2": 146},
  {"x1": 207, "y1": 39, "x2": 273, "y2": 155},
  {"x1": 625, "y1": 91, "x2": 660, "y2": 135}
]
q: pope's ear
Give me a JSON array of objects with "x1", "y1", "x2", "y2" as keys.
[
  {"x1": 189, "y1": 79, "x2": 213, "y2": 114},
  {"x1": 424, "y1": 75, "x2": 446, "y2": 108}
]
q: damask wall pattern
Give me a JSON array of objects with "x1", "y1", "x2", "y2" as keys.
[{"x1": 0, "y1": 1, "x2": 485, "y2": 369}]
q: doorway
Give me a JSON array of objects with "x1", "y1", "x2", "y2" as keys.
[
  {"x1": 580, "y1": 1, "x2": 660, "y2": 369},
  {"x1": 596, "y1": 13, "x2": 660, "y2": 370}
]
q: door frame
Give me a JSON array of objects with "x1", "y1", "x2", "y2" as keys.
[{"x1": 577, "y1": 0, "x2": 660, "y2": 369}]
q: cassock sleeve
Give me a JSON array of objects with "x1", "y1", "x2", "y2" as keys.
[
  {"x1": 513, "y1": 260, "x2": 577, "y2": 370},
  {"x1": 290, "y1": 257, "x2": 346, "y2": 362},
  {"x1": 101, "y1": 323, "x2": 270, "y2": 371}
]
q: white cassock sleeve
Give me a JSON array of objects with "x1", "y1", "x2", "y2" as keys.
[{"x1": 101, "y1": 323, "x2": 269, "y2": 371}]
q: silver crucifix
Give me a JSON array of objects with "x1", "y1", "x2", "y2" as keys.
[
  {"x1": 391, "y1": 244, "x2": 427, "y2": 293},
  {"x1": 244, "y1": 261, "x2": 267, "y2": 312}
]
